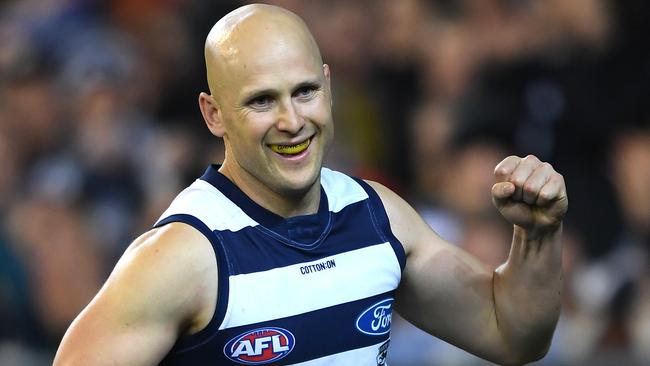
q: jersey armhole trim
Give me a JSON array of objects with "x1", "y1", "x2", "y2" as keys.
[
  {"x1": 154, "y1": 214, "x2": 230, "y2": 354},
  {"x1": 352, "y1": 178, "x2": 407, "y2": 272}
]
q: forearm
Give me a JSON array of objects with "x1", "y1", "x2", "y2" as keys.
[{"x1": 492, "y1": 224, "x2": 563, "y2": 363}]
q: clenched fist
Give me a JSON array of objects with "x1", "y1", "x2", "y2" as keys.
[{"x1": 492, "y1": 155, "x2": 568, "y2": 234}]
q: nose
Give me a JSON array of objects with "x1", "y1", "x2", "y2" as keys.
[{"x1": 275, "y1": 99, "x2": 304, "y2": 134}]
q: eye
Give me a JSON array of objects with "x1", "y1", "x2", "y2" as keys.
[
  {"x1": 293, "y1": 85, "x2": 318, "y2": 100},
  {"x1": 248, "y1": 95, "x2": 273, "y2": 109}
]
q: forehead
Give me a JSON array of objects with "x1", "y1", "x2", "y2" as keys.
[
  {"x1": 206, "y1": 7, "x2": 324, "y2": 97},
  {"x1": 221, "y1": 33, "x2": 323, "y2": 98}
]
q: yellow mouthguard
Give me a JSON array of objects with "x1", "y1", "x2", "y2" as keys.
[{"x1": 269, "y1": 139, "x2": 310, "y2": 155}]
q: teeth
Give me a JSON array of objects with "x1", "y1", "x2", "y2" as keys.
[{"x1": 269, "y1": 139, "x2": 310, "y2": 155}]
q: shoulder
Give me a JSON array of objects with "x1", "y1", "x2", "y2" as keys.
[
  {"x1": 124, "y1": 222, "x2": 215, "y2": 267},
  {"x1": 123, "y1": 222, "x2": 217, "y2": 301},
  {"x1": 363, "y1": 180, "x2": 441, "y2": 256},
  {"x1": 363, "y1": 180, "x2": 409, "y2": 215},
  {"x1": 109, "y1": 222, "x2": 218, "y2": 331},
  {"x1": 53, "y1": 223, "x2": 218, "y2": 365}
]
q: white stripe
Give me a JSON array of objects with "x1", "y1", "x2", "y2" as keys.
[
  {"x1": 290, "y1": 341, "x2": 389, "y2": 365},
  {"x1": 320, "y1": 168, "x2": 369, "y2": 213},
  {"x1": 220, "y1": 243, "x2": 401, "y2": 329},
  {"x1": 156, "y1": 180, "x2": 259, "y2": 232},
  {"x1": 158, "y1": 169, "x2": 367, "y2": 231}
]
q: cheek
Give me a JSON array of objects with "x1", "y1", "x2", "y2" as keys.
[
  {"x1": 228, "y1": 114, "x2": 273, "y2": 143},
  {"x1": 302, "y1": 101, "x2": 333, "y2": 128}
]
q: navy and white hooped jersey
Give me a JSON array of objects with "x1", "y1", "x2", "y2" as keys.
[{"x1": 155, "y1": 165, "x2": 406, "y2": 366}]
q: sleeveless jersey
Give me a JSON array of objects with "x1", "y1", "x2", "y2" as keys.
[{"x1": 155, "y1": 165, "x2": 405, "y2": 365}]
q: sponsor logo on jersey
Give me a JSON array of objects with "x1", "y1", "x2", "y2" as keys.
[
  {"x1": 223, "y1": 327, "x2": 295, "y2": 365},
  {"x1": 356, "y1": 298, "x2": 394, "y2": 335},
  {"x1": 376, "y1": 339, "x2": 390, "y2": 365},
  {"x1": 300, "y1": 259, "x2": 336, "y2": 275}
]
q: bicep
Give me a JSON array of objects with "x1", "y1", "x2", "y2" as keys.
[
  {"x1": 395, "y1": 240, "x2": 501, "y2": 354},
  {"x1": 367, "y1": 181, "x2": 504, "y2": 358},
  {"x1": 54, "y1": 224, "x2": 217, "y2": 366},
  {"x1": 55, "y1": 291, "x2": 179, "y2": 366}
]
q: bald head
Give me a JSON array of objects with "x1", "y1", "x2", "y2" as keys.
[{"x1": 204, "y1": 4, "x2": 323, "y2": 97}]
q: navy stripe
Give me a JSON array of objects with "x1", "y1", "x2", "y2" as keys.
[
  {"x1": 161, "y1": 291, "x2": 395, "y2": 365},
  {"x1": 200, "y1": 165, "x2": 330, "y2": 242},
  {"x1": 217, "y1": 199, "x2": 389, "y2": 275},
  {"x1": 353, "y1": 178, "x2": 407, "y2": 272},
  {"x1": 153, "y1": 214, "x2": 230, "y2": 356}
]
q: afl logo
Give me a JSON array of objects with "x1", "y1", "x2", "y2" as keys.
[
  {"x1": 356, "y1": 298, "x2": 394, "y2": 336},
  {"x1": 223, "y1": 327, "x2": 295, "y2": 365}
]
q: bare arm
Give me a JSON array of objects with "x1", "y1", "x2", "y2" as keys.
[
  {"x1": 53, "y1": 223, "x2": 218, "y2": 366},
  {"x1": 490, "y1": 155, "x2": 566, "y2": 362},
  {"x1": 369, "y1": 155, "x2": 566, "y2": 365}
]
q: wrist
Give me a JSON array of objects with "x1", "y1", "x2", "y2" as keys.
[{"x1": 513, "y1": 222, "x2": 562, "y2": 243}]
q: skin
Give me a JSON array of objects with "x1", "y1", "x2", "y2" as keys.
[
  {"x1": 375, "y1": 155, "x2": 566, "y2": 364},
  {"x1": 54, "y1": 4, "x2": 567, "y2": 366},
  {"x1": 200, "y1": 4, "x2": 333, "y2": 217}
]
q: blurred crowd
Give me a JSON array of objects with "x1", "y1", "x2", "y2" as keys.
[{"x1": 1, "y1": 0, "x2": 649, "y2": 365}]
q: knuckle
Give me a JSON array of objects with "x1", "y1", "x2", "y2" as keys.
[
  {"x1": 504, "y1": 155, "x2": 521, "y2": 165},
  {"x1": 523, "y1": 182, "x2": 537, "y2": 193},
  {"x1": 511, "y1": 178, "x2": 524, "y2": 187},
  {"x1": 524, "y1": 154, "x2": 539, "y2": 162},
  {"x1": 538, "y1": 190, "x2": 552, "y2": 201}
]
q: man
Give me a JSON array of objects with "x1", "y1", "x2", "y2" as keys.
[{"x1": 54, "y1": 4, "x2": 567, "y2": 365}]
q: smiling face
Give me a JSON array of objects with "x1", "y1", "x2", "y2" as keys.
[{"x1": 199, "y1": 5, "x2": 334, "y2": 213}]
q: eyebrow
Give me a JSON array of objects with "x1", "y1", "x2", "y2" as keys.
[
  {"x1": 242, "y1": 88, "x2": 278, "y2": 104},
  {"x1": 292, "y1": 79, "x2": 322, "y2": 91}
]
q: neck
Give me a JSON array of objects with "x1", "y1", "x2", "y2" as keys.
[{"x1": 218, "y1": 164, "x2": 321, "y2": 218}]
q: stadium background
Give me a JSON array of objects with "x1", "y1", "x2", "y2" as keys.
[{"x1": 0, "y1": 0, "x2": 649, "y2": 365}]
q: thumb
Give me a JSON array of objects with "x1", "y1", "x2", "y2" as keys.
[{"x1": 492, "y1": 182, "x2": 515, "y2": 201}]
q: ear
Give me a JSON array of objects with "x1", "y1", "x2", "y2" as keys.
[
  {"x1": 199, "y1": 92, "x2": 226, "y2": 137},
  {"x1": 323, "y1": 64, "x2": 333, "y2": 108}
]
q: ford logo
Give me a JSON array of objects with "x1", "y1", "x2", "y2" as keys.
[{"x1": 356, "y1": 298, "x2": 394, "y2": 336}]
